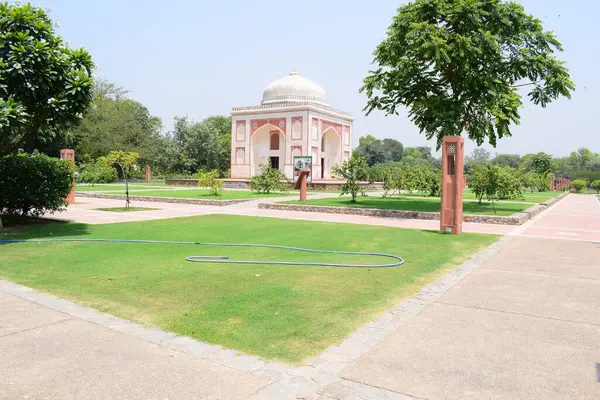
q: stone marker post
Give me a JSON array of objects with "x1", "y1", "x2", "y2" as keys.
[
  {"x1": 60, "y1": 149, "x2": 76, "y2": 205},
  {"x1": 145, "y1": 165, "x2": 151, "y2": 183},
  {"x1": 440, "y1": 136, "x2": 464, "y2": 235}
]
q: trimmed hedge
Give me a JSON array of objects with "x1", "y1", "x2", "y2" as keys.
[{"x1": 0, "y1": 153, "x2": 73, "y2": 216}]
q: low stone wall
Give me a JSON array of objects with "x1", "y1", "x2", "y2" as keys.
[
  {"x1": 76, "y1": 192, "x2": 250, "y2": 206},
  {"x1": 165, "y1": 179, "x2": 199, "y2": 186},
  {"x1": 259, "y1": 192, "x2": 570, "y2": 226},
  {"x1": 223, "y1": 179, "x2": 251, "y2": 189}
]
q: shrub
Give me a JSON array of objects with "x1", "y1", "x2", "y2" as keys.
[
  {"x1": 591, "y1": 179, "x2": 600, "y2": 194},
  {"x1": 197, "y1": 170, "x2": 223, "y2": 195},
  {"x1": 0, "y1": 153, "x2": 73, "y2": 217},
  {"x1": 332, "y1": 153, "x2": 368, "y2": 202},
  {"x1": 470, "y1": 164, "x2": 522, "y2": 206},
  {"x1": 77, "y1": 157, "x2": 118, "y2": 185},
  {"x1": 571, "y1": 179, "x2": 587, "y2": 192},
  {"x1": 495, "y1": 166, "x2": 523, "y2": 200},
  {"x1": 251, "y1": 164, "x2": 289, "y2": 194},
  {"x1": 521, "y1": 171, "x2": 549, "y2": 192},
  {"x1": 382, "y1": 164, "x2": 440, "y2": 197}
]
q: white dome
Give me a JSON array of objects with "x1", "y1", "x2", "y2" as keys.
[{"x1": 262, "y1": 71, "x2": 327, "y2": 106}]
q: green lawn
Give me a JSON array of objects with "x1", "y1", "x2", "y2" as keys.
[
  {"x1": 0, "y1": 215, "x2": 497, "y2": 362},
  {"x1": 463, "y1": 189, "x2": 560, "y2": 202},
  {"x1": 76, "y1": 183, "x2": 167, "y2": 192},
  {"x1": 284, "y1": 196, "x2": 531, "y2": 216},
  {"x1": 94, "y1": 189, "x2": 295, "y2": 199},
  {"x1": 400, "y1": 190, "x2": 560, "y2": 203},
  {"x1": 96, "y1": 207, "x2": 159, "y2": 213}
]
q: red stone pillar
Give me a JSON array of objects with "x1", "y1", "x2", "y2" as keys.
[
  {"x1": 440, "y1": 136, "x2": 464, "y2": 235},
  {"x1": 549, "y1": 174, "x2": 555, "y2": 191},
  {"x1": 145, "y1": 165, "x2": 151, "y2": 183},
  {"x1": 60, "y1": 149, "x2": 75, "y2": 205},
  {"x1": 294, "y1": 171, "x2": 310, "y2": 202}
]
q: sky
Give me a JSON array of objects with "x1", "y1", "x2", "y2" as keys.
[{"x1": 41, "y1": 0, "x2": 599, "y2": 157}]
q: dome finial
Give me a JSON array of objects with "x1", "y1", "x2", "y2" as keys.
[{"x1": 289, "y1": 70, "x2": 299, "y2": 76}]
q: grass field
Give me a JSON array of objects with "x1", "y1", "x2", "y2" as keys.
[
  {"x1": 76, "y1": 183, "x2": 166, "y2": 192},
  {"x1": 463, "y1": 189, "x2": 560, "y2": 203},
  {"x1": 283, "y1": 196, "x2": 531, "y2": 216},
  {"x1": 399, "y1": 190, "x2": 561, "y2": 203},
  {"x1": 96, "y1": 207, "x2": 159, "y2": 213},
  {"x1": 0, "y1": 215, "x2": 497, "y2": 362}
]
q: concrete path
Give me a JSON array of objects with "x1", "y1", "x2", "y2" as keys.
[
  {"x1": 0, "y1": 290, "x2": 269, "y2": 400},
  {"x1": 336, "y1": 194, "x2": 600, "y2": 399},
  {"x1": 62, "y1": 195, "x2": 515, "y2": 235}
]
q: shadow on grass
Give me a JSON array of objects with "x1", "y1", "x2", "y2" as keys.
[{"x1": 0, "y1": 215, "x2": 90, "y2": 243}]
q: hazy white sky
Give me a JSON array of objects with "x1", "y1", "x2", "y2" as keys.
[{"x1": 44, "y1": 0, "x2": 598, "y2": 157}]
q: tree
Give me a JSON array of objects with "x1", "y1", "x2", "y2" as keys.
[
  {"x1": 361, "y1": 0, "x2": 574, "y2": 149},
  {"x1": 172, "y1": 116, "x2": 231, "y2": 173},
  {"x1": 250, "y1": 164, "x2": 289, "y2": 194},
  {"x1": 107, "y1": 151, "x2": 139, "y2": 209},
  {"x1": 0, "y1": 3, "x2": 94, "y2": 156},
  {"x1": 492, "y1": 154, "x2": 522, "y2": 168},
  {"x1": 197, "y1": 170, "x2": 223, "y2": 195},
  {"x1": 382, "y1": 138, "x2": 404, "y2": 162},
  {"x1": 356, "y1": 135, "x2": 386, "y2": 167},
  {"x1": 356, "y1": 135, "x2": 405, "y2": 167},
  {"x1": 332, "y1": 153, "x2": 368, "y2": 202},
  {"x1": 470, "y1": 165, "x2": 498, "y2": 203},
  {"x1": 571, "y1": 179, "x2": 587, "y2": 193},
  {"x1": 469, "y1": 164, "x2": 521, "y2": 206},
  {"x1": 466, "y1": 148, "x2": 491, "y2": 164},
  {"x1": 531, "y1": 152, "x2": 553, "y2": 176},
  {"x1": 590, "y1": 180, "x2": 600, "y2": 194},
  {"x1": 71, "y1": 80, "x2": 163, "y2": 164},
  {"x1": 77, "y1": 156, "x2": 118, "y2": 185},
  {"x1": 402, "y1": 146, "x2": 438, "y2": 167}
]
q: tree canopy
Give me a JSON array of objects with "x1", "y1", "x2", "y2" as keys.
[
  {"x1": 70, "y1": 83, "x2": 163, "y2": 164},
  {"x1": 361, "y1": 0, "x2": 575, "y2": 149},
  {"x1": 170, "y1": 115, "x2": 231, "y2": 173},
  {"x1": 0, "y1": 2, "x2": 94, "y2": 156}
]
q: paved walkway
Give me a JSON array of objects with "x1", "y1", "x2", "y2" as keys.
[
  {"x1": 62, "y1": 195, "x2": 515, "y2": 235},
  {"x1": 336, "y1": 194, "x2": 600, "y2": 399},
  {"x1": 2, "y1": 194, "x2": 599, "y2": 399}
]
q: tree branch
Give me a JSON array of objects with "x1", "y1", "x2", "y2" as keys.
[{"x1": 510, "y1": 80, "x2": 542, "y2": 88}]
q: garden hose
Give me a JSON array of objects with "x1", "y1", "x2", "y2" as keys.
[{"x1": 0, "y1": 238, "x2": 405, "y2": 268}]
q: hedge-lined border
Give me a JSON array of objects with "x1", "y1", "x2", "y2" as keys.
[
  {"x1": 259, "y1": 192, "x2": 569, "y2": 226},
  {"x1": 75, "y1": 193, "x2": 250, "y2": 206}
]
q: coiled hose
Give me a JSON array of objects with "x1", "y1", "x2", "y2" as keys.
[{"x1": 0, "y1": 238, "x2": 404, "y2": 268}]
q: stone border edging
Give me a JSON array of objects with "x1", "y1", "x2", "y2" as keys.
[
  {"x1": 259, "y1": 192, "x2": 570, "y2": 226},
  {"x1": 75, "y1": 192, "x2": 250, "y2": 206},
  {"x1": 0, "y1": 233, "x2": 515, "y2": 399}
]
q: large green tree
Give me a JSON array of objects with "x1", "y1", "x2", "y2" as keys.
[
  {"x1": 361, "y1": 0, "x2": 574, "y2": 149},
  {"x1": 172, "y1": 115, "x2": 231, "y2": 173},
  {"x1": 71, "y1": 80, "x2": 163, "y2": 164},
  {"x1": 356, "y1": 135, "x2": 404, "y2": 167},
  {"x1": 0, "y1": 2, "x2": 94, "y2": 156}
]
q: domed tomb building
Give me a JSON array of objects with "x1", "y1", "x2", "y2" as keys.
[{"x1": 230, "y1": 71, "x2": 353, "y2": 181}]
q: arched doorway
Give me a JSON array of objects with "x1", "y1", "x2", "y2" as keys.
[
  {"x1": 320, "y1": 128, "x2": 341, "y2": 179},
  {"x1": 251, "y1": 125, "x2": 284, "y2": 175}
]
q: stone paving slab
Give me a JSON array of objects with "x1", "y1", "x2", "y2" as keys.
[
  {"x1": 0, "y1": 291, "x2": 71, "y2": 337},
  {"x1": 440, "y1": 267, "x2": 600, "y2": 325},
  {"x1": 0, "y1": 296, "x2": 268, "y2": 400},
  {"x1": 342, "y1": 302, "x2": 600, "y2": 400},
  {"x1": 482, "y1": 236, "x2": 600, "y2": 280}
]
